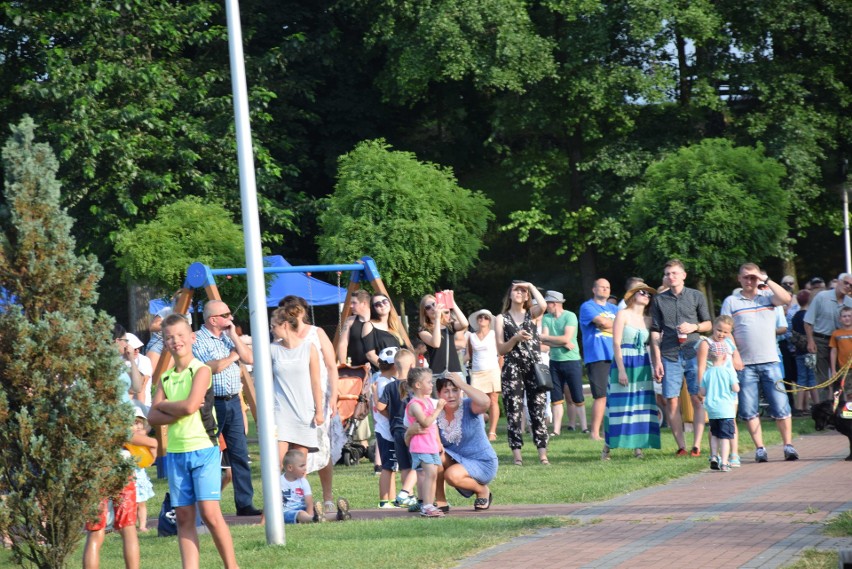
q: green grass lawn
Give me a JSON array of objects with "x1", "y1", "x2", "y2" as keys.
[{"x1": 0, "y1": 411, "x2": 822, "y2": 568}]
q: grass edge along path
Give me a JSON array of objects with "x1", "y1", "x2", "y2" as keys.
[{"x1": 783, "y1": 511, "x2": 852, "y2": 569}]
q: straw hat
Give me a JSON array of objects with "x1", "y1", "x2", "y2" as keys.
[{"x1": 623, "y1": 284, "x2": 657, "y2": 304}]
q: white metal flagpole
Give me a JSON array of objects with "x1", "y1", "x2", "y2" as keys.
[{"x1": 223, "y1": 0, "x2": 285, "y2": 545}]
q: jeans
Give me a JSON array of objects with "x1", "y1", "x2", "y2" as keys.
[
  {"x1": 661, "y1": 353, "x2": 699, "y2": 399},
  {"x1": 214, "y1": 396, "x2": 254, "y2": 510},
  {"x1": 737, "y1": 363, "x2": 791, "y2": 420}
]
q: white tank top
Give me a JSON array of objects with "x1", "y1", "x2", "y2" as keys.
[{"x1": 468, "y1": 329, "x2": 500, "y2": 372}]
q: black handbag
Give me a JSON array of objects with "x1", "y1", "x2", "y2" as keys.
[{"x1": 532, "y1": 361, "x2": 553, "y2": 392}]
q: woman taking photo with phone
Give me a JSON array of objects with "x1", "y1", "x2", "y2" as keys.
[
  {"x1": 418, "y1": 291, "x2": 468, "y2": 378},
  {"x1": 495, "y1": 281, "x2": 549, "y2": 465}
]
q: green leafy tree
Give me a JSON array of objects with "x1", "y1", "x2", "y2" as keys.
[
  {"x1": 0, "y1": 118, "x2": 133, "y2": 569},
  {"x1": 115, "y1": 196, "x2": 250, "y2": 303},
  {"x1": 317, "y1": 139, "x2": 494, "y2": 298},
  {"x1": 0, "y1": 0, "x2": 297, "y2": 264},
  {"x1": 628, "y1": 138, "x2": 789, "y2": 298}
]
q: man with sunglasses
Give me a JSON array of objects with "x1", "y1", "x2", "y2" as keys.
[
  {"x1": 721, "y1": 263, "x2": 796, "y2": 462},
  {"x1": 192, "y1": 300, "x2": 259, "y2": 516}
]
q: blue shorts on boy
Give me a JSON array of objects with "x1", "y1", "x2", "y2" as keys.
[
  {"x1": 709, "y1": 418, "x2": 735, "y2": 440},
  {"x1": 166, "y1": 447, "x2": 222, "y2": 507},
  {"x1": 376, "y1": 432, "x2": 397, "y2": 471},
  {"x1": 281, "y1": 475, "x2": 312, "y2": 524}
]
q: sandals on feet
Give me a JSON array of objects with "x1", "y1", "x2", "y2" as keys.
[
  {"x1": 474, "y1": 492, "x2": 493, "y2": 511},
  {"x1": 540, "y1": 457, "x2": 550, "y2": 465},
  {"x1": 488, "y1": 432, "x2": 497, "y2": 442},
  {"x1": 513, "y1": 458, "x2": 523, "y2": 467}
]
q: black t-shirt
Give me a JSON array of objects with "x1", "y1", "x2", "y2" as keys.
[
  {"x1": 363, "y1": 326, "x2": 403, "y2": 371},
  {"x1": 378, "y1": 378, "x2": 409, "y2": 435},
  {"x1": 347, "y1": 318, "x2": 368, "y2": 366}
]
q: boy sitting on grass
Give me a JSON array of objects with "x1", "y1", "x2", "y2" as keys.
[
  {"x1": 148, "y1": 314, "x2": 238, "y2": 569},
  {"x1": 281, "y1": 449, "x2": 351, "y2": 523}
]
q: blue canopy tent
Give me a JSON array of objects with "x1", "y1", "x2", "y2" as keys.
[{"x1": 148, "y1": 255, "x2": 346, "y2": 314}]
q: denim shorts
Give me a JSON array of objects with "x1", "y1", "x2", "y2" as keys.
[
  {"x1": 410, "y1": 452, "x2": 441, "y2": 470},
  {"x1": 284, "y1": 509, "x2": 304, "y2": 524},
  {"x1": 166, "y1": 446, "x2": 222, "y2": 507},
  {"x1": 795, "y1": 355, "x2": 817, "y2": 388},
  {"x1": 737, "y1": 363, "x2": 791, "y2": 421},
  {"x1": 661, "y1": 353, "x2": 699, "y2": 399}
]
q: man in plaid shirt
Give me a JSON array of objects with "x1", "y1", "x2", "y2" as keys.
[{"x1": 193, "y1": 299, "x2": 260, "y2": 516}]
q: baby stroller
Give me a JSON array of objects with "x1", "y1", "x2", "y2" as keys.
[{"x1": 336, "y1": 363, "x2": 375, "y2": 466}]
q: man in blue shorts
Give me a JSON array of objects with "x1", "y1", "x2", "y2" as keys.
[
  {"x1": 650, "y1": 259, "x2": 712, "y2": 457},
  {"x1": 721, "y1": 263, "x2": 798, "y2": 462}
]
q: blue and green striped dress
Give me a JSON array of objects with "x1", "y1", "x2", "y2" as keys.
[{"x1": 605, "y1": 325, "x2": 661, "y2": 449}]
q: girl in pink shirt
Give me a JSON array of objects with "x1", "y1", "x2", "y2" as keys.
[{"x1": 405, "y1": 368, "x2": 446, "y2": 517}]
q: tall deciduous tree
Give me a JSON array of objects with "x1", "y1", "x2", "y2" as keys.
[
  {"x1": 317, "y1": 139, "x2": 494, "y2": 298},
  {"x1": 0, "y1": 118, "x2": 133, "y2": 569},
  {"x1": 628, "y1": 138, "x2": 789, "y2": 302},
  {"x1": 0, "y1": 0, "x2": 296, "y2": 256}
]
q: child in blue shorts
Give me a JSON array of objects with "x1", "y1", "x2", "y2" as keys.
[
  {"x1": 697, "y1": 315, "x2": 742, "y2": 473},
  {"x1": 148, "y1": 314, "x2": 238, "y2": 568}
]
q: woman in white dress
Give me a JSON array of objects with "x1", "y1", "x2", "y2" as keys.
[
  {"x1": 277, "y1": 295, "x2": 344, "y2": 515},
  {"x1": 271, "y1": 302, "x2": 323, "y2": 469}
]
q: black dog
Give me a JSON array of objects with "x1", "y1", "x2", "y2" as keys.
[{"x1": 812, "y1": 398, "x2": 852, "y2": 460}]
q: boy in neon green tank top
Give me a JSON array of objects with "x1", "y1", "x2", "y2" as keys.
[{"x1": 148, "y1": 315, "x2": 238, "y2": 569}]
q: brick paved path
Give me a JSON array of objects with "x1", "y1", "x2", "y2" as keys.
[
  {"x1": 453, "y1": 431, "x2": 852, "y2": 569},
  {"x1": 222, "y1": 431, "x2": 852, "y2": 568}
]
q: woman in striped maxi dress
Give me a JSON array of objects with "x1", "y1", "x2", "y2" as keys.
[{"x1": 602, "y1": 284, "x2": 662, "y2": 459}]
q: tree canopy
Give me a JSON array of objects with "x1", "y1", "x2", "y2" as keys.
[
  {"x1": 317, "y1": 139, "x2": 494, "y2": 297},
  {"x1": 628, "y1": 138, "x2": 789, "y2": 280},
  {"x1": 115, "y1": 196, "x2": 249, "y2": 301}
]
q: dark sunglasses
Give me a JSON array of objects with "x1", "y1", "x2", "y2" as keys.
[
  {"x1": 211, "y1": 312, "x2": 232, "y2": 319},
  {"x1": 477, "y1": 315, "x2": 491, "y2": 320},
  {"x1": 424, "y1": 303, "x2": 436, "y2": 310},
  {"x1": 373, "y1": 298, "x2": 389, "y2": 308},
  {"x1": 637, "y1": 290, "x2": 651, "y2": 298}
]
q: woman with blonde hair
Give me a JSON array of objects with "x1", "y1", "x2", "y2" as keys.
[
  {"x1": 494, "y1": 281, "x2": 549, "y2": 465},
  {"x1": 362, "y1": 293, "x2": 407, "y2": 371},
  {"x1": 418, "y1": 292, "x2": 468, "y2": 379},
  {"x1": 270, "y1": 300, "x2": 323, "y2": 470}
]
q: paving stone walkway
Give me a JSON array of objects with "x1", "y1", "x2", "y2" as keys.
[
  {"x1": 452, "y1": 431, "x2": 852, "y2": 569},
  {"x1": 221, "y1": 431, "x2": 852, "y2": 568}
]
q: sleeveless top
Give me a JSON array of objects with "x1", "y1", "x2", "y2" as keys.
[
  {"x1": 347, "y1": 318, "x2": 368, "y2": 366},
  {"x1": 425, "y1": 326, "x2": 462, "y2": 374},
  {"x1": 469, "y1": 329, "x2": 499, "y2": 371},
  {"x1": 161, "y1": 358, "x2": 217, "y2": 453},
  {"x1": 502, "y1": 310, "x2": 539, "y2": 369}
]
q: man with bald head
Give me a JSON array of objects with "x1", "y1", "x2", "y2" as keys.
[
  {"x1": 579, "y1": 278, "x2": 617, "y2": 440},
  {"x1": 192, "y1": 300, "x2": 259, "y2": 516}
]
